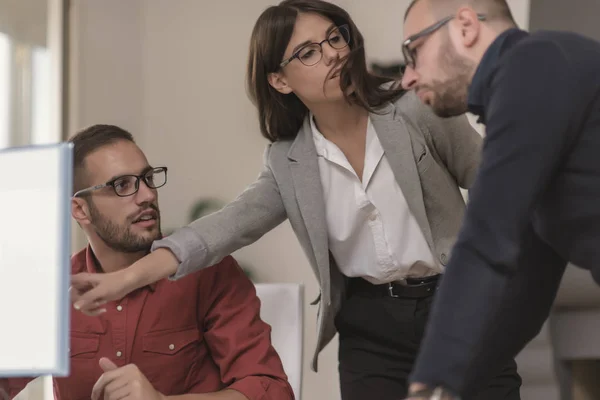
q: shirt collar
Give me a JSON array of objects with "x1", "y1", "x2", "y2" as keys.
[
  {"x1": 468, "y1": 28, "x2": 528, "y2": 117},
  {"x1": 85, "y1": 245, "x2": 157, "y2": 292},
  {"x1": 309, "y1": 113, "x2": 379, "y2": 158},
  {"x1": 309, "y1": 113, "x2": 328, "y2": 157}
]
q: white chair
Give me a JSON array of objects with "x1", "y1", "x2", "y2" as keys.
[
  {"x1": 254, "y1": 283, "x2": 304, "y2": 400},
  {"x1": 11, "y1": 376, "x2": 52, "y2": 400}
]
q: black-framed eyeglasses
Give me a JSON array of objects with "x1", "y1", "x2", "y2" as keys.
[
  {"x1": 279, "y1": 24, "x2": 351, "y2": 68},
  {"x1": 402, "y1": 14, "x2": 486, "y2": 69},
  {"x1": 73, "y1": 166, "x2": 168, "y2": 198}
]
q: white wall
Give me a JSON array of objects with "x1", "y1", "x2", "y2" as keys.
[
  {"x1": 69, "y1": 0, "x2": 145, "y2": 251},
  {"x1": 69, "y1": 1, "x2": 532, "y2": 399},
  {"x1": 530, "y1": 0, "x2": 600, "y2": 41},
  {"x1": 0, "y1": 0, "x2": 47, "y2": 47}
]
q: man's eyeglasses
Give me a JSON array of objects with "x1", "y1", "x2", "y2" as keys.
[
  {"x1": 73, "y1": 166, "x2": 168, "y2": 198},
  {"x1": 402, "y1": 14, "x2": 486, "y2": 69},
  {"x1": 280, "y1": 25, "x2": 351, "y2": 68}
]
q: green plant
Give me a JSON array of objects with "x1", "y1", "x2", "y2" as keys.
[
  {"x1": 188, "y1": 198, "x2": 224, "y2": 222},
  {"x1": 171, "y1": 197, "x2": 255, "y2": 281}
]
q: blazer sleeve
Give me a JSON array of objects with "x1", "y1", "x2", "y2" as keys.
[{"x1": 152, "y1": 145, "x2": 287, "y2": 279}]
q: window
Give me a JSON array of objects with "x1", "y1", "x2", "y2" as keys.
[
  {"x1": 0, "y1": 33, "x2": 51, "y2": 150},
  {"x1": 0, "y1": 33, "x2": 9, "y2": 149},
  {"x1": 31, "y1": 46, "x2": 50, "y2": 144}
]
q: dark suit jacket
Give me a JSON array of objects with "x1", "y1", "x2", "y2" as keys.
[{"x1": 411, "y1": 29, "x2": 600, "y2": 396}]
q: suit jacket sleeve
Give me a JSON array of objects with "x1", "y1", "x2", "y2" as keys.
[
  {"x1": 410, "y1": 40, "x2": 579, "y2": 394},
  {"x1": 199, "y1": 256, "x2": 295, "y2": 400},
  {"x1": 152, "y1": 145, "x2": 287, "y2": 279}
]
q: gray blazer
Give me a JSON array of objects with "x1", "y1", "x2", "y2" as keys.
[{"x1": 152, "y1": 90, "x2": 482, "y2": 371}]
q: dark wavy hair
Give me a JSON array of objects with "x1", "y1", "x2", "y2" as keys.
[{"x1": 247, "y1": 0, "x2": 405, "y2": 142}]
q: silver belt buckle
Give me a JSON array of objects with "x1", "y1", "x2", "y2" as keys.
[{"x1": 388, "y1": 283, "x2": 399, "y2": 298}]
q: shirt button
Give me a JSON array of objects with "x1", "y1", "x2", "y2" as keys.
[
  {"x1": 440, "y1": 253, "x2": 448, "y2": 264},
  {"x1": 116, "y1": 305, "x2": 123, "y2": 311},
  {"x1": 369, "y1": 213, "x2": 377, "y2": 221},
  {"x1": 116, "y1": 351, "x2": 122, "y2": 357},
  {"x1": 169, "y1": 344, "x2": 175, "y2": 351}
]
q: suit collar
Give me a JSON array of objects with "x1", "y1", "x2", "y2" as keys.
[{"x1": 287, "y1": 117, "x2": 316, "y2": 163}]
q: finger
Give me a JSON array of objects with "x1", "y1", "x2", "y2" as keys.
[
  {"x1": 91, "y1": 369, "x2": 122, "y2": 400},
  {"x1": 73, "y1": 287, "x2": 108, "y2": 311},
  {"x1": 71, "y1": 273, "x2": 102, "y2": 311},
  {"x1": 85, "y1": 307, "x2": 108, "y2": 316},
  {"x1": 69, "y1": 285, "x2": 98, "y2": 305},
  {"x1": 91, "y1": 376, "x2": 106, "y2": 400},
  {"x1": 72, "y1": 299, "x2": 106, "y2": 316},
  {"x1": 104, "y1": 384, "x2": 130, "y2": 400},
  {"x1": 103, "y1": 377, "x2": 129, "y2": 400},
  {"x1": 69, "y1": 285, "x2": 81, "y2": 304},
  {"x1": 71, "y1": 272, "x2": 98, "y2": 289},
  {"x1": 99, "y1": 357, "x2": 118, "y2": 372}
]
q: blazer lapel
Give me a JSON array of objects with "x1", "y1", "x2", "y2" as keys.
[
  {"x1": 288, "y1": 118, "x2": 330, "y2": 289},
  {"x1": 371, "y1": 104, "x2": 434, "y2": 249}
]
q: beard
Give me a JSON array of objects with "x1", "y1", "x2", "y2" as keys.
[
  {"x1": 423, "y1": 39, "x2": 476, "y2": 118},
  {"x1": 87, "y1": 199, "x2": 162, "y2": 253}
]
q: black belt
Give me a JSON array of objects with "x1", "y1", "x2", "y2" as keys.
[{"x1": 348, "y1": 275, "x2": 440, "y2": 299}]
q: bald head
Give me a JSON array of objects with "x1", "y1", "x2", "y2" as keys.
[
  {"x1": 401, "y1": 0, "x2": 516, "y2": 118},
  {"x1": 405, "y1": 0, "x2": 517, "y2": 26}
]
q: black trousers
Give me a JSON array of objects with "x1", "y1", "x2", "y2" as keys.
[{"x1": 335, "y1": 280, "x2": 522, "y2": 400}]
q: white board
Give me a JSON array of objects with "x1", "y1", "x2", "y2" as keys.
[{"x1": 0, "y1": 143, "x2": 72, "y2": 377}]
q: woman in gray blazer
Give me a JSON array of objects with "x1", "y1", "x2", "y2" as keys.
[{"x1": 71, "y1": 1, "x2": 520, "y2": 399}]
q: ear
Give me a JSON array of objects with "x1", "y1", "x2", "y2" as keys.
[
  {"x1": 268, "y1": 72, "x2": 293, "y2": 95},
  {"x1": 72, "y1": 197, "x2": 92, "y2": 226},
  {"x1": 455, "y1": 7, "x2": 481, "y2": 48}
]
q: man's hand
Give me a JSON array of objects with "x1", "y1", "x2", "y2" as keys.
[
  {"x1": 408, "y1": 383, "x2": 428, "y2": 394},
  {"x1": 403, "y1": 383, "x2": 459, "y2": 399},
  {"x1": 91, "y1": 358, "x2": 165, "y2": 400}
]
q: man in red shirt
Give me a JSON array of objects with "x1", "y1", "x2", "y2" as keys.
[{"x1": 0, "y1": 125, "x2": 294, "y2": 400}]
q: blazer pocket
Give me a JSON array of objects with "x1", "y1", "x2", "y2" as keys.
[
  {"x1": 143, "y1": 327, "x2": 201, "y2": 356},
  {"x1": 69, "y1": 333, "x2": 100, "y2": 359},
  {"x1": 310, "y1": 292, "x2": 321, "y2": 306},
  {"x1": 416, "y1": 144, "x2": 434, "y2": 173}
]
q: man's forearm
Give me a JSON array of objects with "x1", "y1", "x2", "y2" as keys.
[{"x1": 165, "y1": 389, "x2": 248, "y2": 400}]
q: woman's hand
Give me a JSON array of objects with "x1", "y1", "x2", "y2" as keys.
[
  {"x1": 70, "y1": 248, "x2": 179, "y2": 316},
  {"x1": 70, "y1": 268, "x2": 135, "y2": 315}
]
